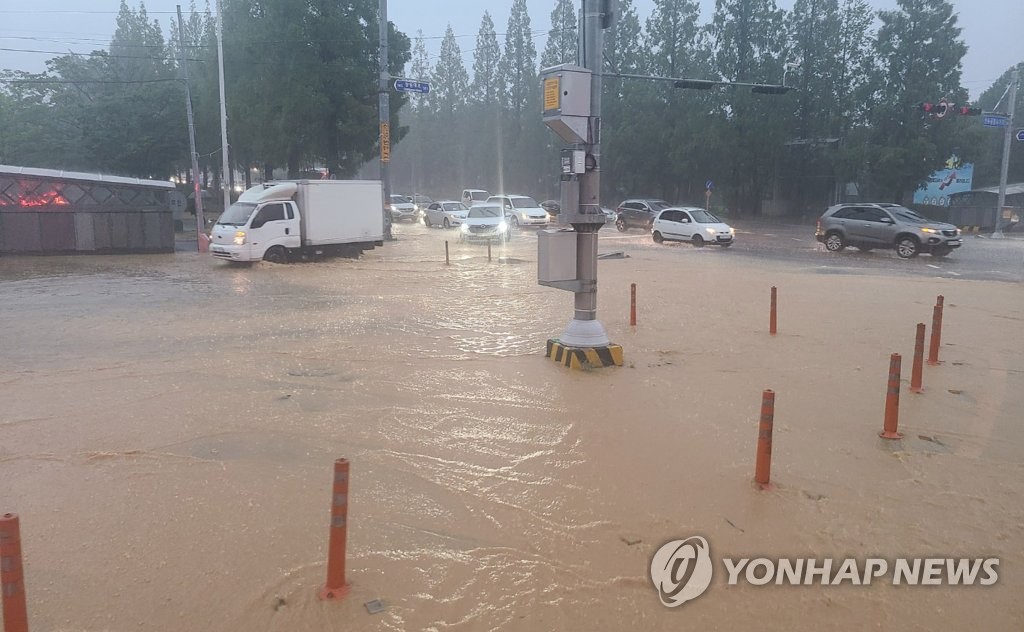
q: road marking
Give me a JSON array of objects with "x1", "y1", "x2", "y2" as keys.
[
  {"x1": 927, "y1": 264, "x2": 941, "y2": 269},
  {"x1": 791, "y1": 238, "x2": 804, "y2": 242}
]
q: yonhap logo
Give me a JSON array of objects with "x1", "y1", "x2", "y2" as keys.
[{"x1": 650, "y1": 536, "x2": 714, "y2": 607}]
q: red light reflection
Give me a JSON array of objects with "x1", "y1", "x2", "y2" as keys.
[{"x1": 17, "y1": 191, "x2": 70, "y2": 208}]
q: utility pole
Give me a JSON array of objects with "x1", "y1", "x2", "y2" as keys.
[
  {"x1": 993, "y1": 68, "x2": 1018, "y2": 239},
  {"x1": 216, "y1": 0, "x2": 231, "y2": 214},
  {"x1": 378, "y1": 0, "x2": 394, "y2": 241},
  {"x1": 176, "y1": 4, "x2": 206, "y2": 253}
]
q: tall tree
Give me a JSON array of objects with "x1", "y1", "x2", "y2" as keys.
[
  {"x1": 540, "y1": 0, "x2": 578, "y2": 69},
  {"x1": 431, "y1": 25, "x2": 471, "y2": 189},
  {"x1": 710, "y1": 0, "x2": 791, "y2": 214},
  {"x1": 468, "y1": 12, "x2": 504, "y2": 189},
  {"x1": 862, "y1": 0, "x2": 969, "y2": 201},
  {"x1": 498, "y1": 0, "x2": 541, "y2": 193}
]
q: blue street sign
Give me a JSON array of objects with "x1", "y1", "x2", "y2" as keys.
[
  {"x1": 1017, "y1": 129, "x2": 1024, "y2": 142},
  {"x1": 394, "y1": 79, "x2": 430, "y2": 94},
  {"x1": 705, "y1": 180, "x2": 714, "y2": 191},
  {"x1": 983, "y1": 114, "x2": 1009, "y2": 128}
]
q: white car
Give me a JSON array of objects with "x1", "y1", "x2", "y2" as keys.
[
  {"x1": 459, "y1": 204, "x2": 512, "y2": 243},
  {"x1": 461, "y1": 189, "x2": 490, "y2": 207},
  {"x1": 424, "y1": 200, "x2": 469, "y2": 228},
  {"x1": 389, "y1": 194, "x2": 418, "y2": 222},
  {"x1": 487, "y1": 195, "x2": 550, "y2": 228},
  {"x1": 651, "y1": 207, "x2": 734, "y2": 247}
]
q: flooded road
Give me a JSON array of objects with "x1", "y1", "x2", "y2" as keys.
[{"x1": 2, "y1": 222, "x2": 1023, "y2": 630}]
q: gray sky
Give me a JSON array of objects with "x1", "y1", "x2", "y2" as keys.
[{"x1": 1, "y1": 1, "x2": 1021, "y2": 98}]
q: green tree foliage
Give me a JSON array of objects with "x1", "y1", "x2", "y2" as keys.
[
  {"x1": 861, "y1": 0, "x2": 970, "y2": 201},
  {"x1": 499, "y1": 0, "x2": 543, "y2": 193},
  {"x1": 972, "y1": 63, "x2": 1024, "y2": 188},
  {"x1": 710, "y1": 0, "x2": 792, "y2": 214},
  {"x1": 429, "y1": 25, "x2": 470, "y2": 188},
  {"x1": 222, "y1": 0, "x2": 410, "y2": 179},
  {"x1": 540, "y1": 0, "x2": 578, "y2": 69}
]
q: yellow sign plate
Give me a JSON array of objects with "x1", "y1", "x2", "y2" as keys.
[
  {"x1": 543, "y1": 77, "x2": 560, "y2": 111},
  {"x1": 380, "y1": 122, "x2": 391, "y2": 163}
]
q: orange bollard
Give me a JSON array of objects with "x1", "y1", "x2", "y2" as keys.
[
  {"x1": 630, "y1": 283, "x2": 637, "y2": 326},
  {"x1": 319, "y1": 459, "x2": 351, "y2": 601},
  {"x1": 880, "y1": 353, "x2": 904, "y2": 439},
  {"x1": 444, "y1": 240, "x2": 450, "y2": 266},
  {"x1": 487, "y1": 240, "x2": 492, "y2": 262},
  {"x1": 769, "y1": 286, "x2": 777, "y2": 335},
  {"x1": 927, "y1": 296, "x2": 944, "y2": 365},
  {"x1": 0, "y1": 513, "x2": 29, "y2": 632},
  {"x1": 754, "y1": 390, "x2": 775, "y2": 490},
  {"x1": 911, "y1": 323, "x2": 926, "y2": 394}
]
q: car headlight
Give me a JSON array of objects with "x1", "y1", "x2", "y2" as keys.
[
  {"x1": 705, "y1": 227, "x2": 716, "y2": 235},
  {"x1": 728, "y1": 227, "x2": 735, "y2": 235},
  {"x1": 233, "y1": 230, "x2": 246, "y2": 245},
  {"x1": 461, "y1": 223, "x2": 469, "y2": 233},
  {"x1": 921, "y1": 227, "x2": 938, "y2": 234},
  {"x1": 497, "y1": 221, "x2": 508, "y2": 232}
]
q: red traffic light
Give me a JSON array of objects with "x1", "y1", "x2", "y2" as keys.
[
  {"x1": 958, "y1": 106, "x2": 981, "y2": 116},
  {"x1": 921, "y1": 102, "x2": 935, "y2": 113}
]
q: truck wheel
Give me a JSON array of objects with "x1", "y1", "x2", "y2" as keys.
[{"x1": 263, "y1": 246, "x2": 288, "y2": 264}]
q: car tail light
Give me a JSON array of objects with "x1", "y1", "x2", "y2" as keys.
[{"x1": 815, "y1": 219, "x2": 821, "y2": 233}]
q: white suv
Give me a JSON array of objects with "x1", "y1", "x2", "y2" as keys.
[
  {"x1": 461, "y1": 189, "x2": 489, "y2": 207},
  {"x1": 486, "y1": 195, "x2": 550, "y2": 227}
]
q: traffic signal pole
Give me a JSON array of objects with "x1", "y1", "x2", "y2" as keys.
[
  {"x1": 992, "y1": 69, "x2": 1018, "y2": 239},
  {"x1": 378, "y1": 0, "x2": 394, "y2": 241}
]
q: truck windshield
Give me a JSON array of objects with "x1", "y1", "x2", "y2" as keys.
[
  {"x1": 470, "y1": 191, "x2": 488, "y2": 201},
  {"x1": 217, "y1": 202, "x2": 257, "y2": 226}
]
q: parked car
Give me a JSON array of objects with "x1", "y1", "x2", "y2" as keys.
[
  {"x1": 651, "y1": 207, "x2": 734, "y2": 247},
  {"x1": 487, "y1": 195, "x2": 550, "y2": 227},
  {"x1": 410, "y1": 194, "x2": 434, "y2": 214},
  {"x1": 461, "y1": 189, "x2": 490, "y2": 207},
  {"x1": 389, "y1": 194, "x2": 418, "y2": 222},
  {"x1": 615, "y1": 198, "x2": 672, "y2": 231},
  {"x1": 424, "y1": 200, "x2": 469, "y2": 228},
  {"x1": 460, "y1": 204, "x2": 512, "y2": 243},
  {"x1": 815, "y1": 203, "x2": 962, "y2": 258}
]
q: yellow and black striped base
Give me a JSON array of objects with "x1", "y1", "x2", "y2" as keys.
[{"x1": 546, "y1": 339, "x2": 623, "y2": 370}]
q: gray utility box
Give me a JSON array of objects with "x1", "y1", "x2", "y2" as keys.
[
  {"x1": 541, "y1": 64, "x2": 592, "y2": 145},
  {"x1": 537, "y1": 229, "x2": 578, "y2": 286}
]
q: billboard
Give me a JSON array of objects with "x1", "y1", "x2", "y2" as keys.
[{"x1": 913, "y1": 155, "x2": 973, "y2": 206}]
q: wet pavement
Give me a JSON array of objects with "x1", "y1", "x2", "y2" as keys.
[{"x1": 1, "y1": 220, "x2": 1023, "y2": 630}]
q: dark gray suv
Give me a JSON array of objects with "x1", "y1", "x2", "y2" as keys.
[{"x1": 815, "y1": 203, "x2": 962, "y2": 258}]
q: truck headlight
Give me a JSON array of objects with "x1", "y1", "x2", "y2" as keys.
[
  {"x1": 461, "y1": 223, "x2": 469, "y2": 233},
  {"x1": 497, "y1": 221, "x2": 508, "y2": 232},
  {"x1": 233, "y1": 230, "x2": 246, "y2": 245}
]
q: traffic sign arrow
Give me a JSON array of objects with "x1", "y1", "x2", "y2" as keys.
[
  {"x1": 394, "y1": 79, "x2": 430, "y2": 94},
  {"x1": 1017, "y1": 129, "x2": 1024, "y2": 142}
]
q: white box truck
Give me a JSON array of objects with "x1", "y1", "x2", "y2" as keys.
[{"x1": 209, "y1": 180, "x2": 385, "y2": 263}]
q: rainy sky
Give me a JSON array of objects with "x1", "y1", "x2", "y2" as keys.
[{"x1": 0, "y1": 1, "x2": 1022, "y2": 98}]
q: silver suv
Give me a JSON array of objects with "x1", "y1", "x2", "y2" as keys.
[{"x1": 815, "y1": 203, "x2": 962, "y2": 258}]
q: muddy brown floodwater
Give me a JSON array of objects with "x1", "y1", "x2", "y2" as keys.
[{"x1": 1, "y1": 223, "x2": 1023, "y2": 631}]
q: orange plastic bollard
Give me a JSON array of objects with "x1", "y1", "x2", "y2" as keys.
[
  {"x1": 927, "y1": 296, "x2": 944, "y2": 365},
  {"x1": 445, "y1": 240, "x2": 450, "y2": 266},
  {"x1": 0, "y1": 513, "x2": 29, "y2": 632},
  {"x1": 630, "y1": 283, "x2": 637, "y2": 326},
  {"x1": 319, "y1": 459, "x2": 351, "y2": 601},
  {"x1": 911, "y1": 323, "x2": 926, "y2": 394},
  {"x1": 487, "y1": 240, "x2": 492, "y2": 262},
  {"x1": 880, "y1": 353, "x2": 904, "y2": 439},
  {"x1": 770, "y1": 286, "x2": 777, "y2": 335},
  {"x1": 754, "y1": 390, "x2": 775, "y2": 490}
]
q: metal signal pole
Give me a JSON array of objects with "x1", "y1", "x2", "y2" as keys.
[
  {"x1": 993, "y1": 69, "x2": 1018, "y2": 239},
  {"x1": 378, "y1": 0, "x2": 394, "y2": 240},
  {"x1": 216, "y1": 0, "x2": 231, "y2": 214}
]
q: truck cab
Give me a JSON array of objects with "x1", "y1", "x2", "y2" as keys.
[{"x1": 211, "y1": 183, "x2": 301, "y2": 263}]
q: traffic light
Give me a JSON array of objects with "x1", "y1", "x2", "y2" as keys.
[
  {"x1": 920, "y1": 102, "x2": 935, "y2": 113},
  {"x1": 750, "y1": 84, "x2": 793, "y2": 95},
  {"x1": 958, "y1": 106, "x2": 982, "y2": 116},
  {"x1": 674, "y1": 79, "x2": 717, "y2": 90}
]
